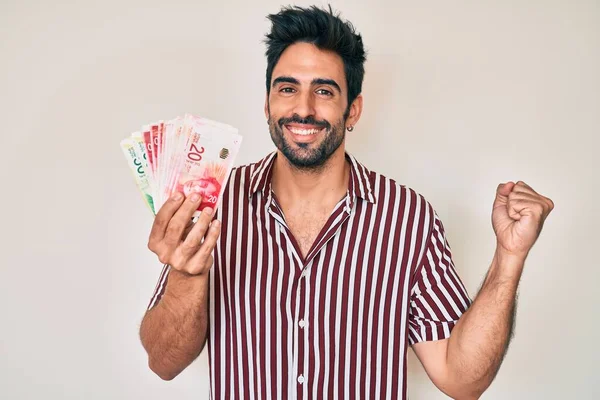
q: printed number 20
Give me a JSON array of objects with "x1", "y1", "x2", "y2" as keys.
[{"x1": 188, "y1": 144, "x2": 205, "y2": 162}]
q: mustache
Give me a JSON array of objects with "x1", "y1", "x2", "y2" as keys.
[{"x1": 278, "y1": 114, "x2": 331, "y2": 130}]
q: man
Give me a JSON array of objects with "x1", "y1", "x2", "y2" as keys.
[{"x1": 139, "y1": 5, "x2": 554, "y2": 400}]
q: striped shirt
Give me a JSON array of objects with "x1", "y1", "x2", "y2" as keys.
[{"x1": 148, "y1": 152, "x2": 471, "y2": 400}]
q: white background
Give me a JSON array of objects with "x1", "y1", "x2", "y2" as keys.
[{"x1": 1, "y1": 0, "x2": 598, "y2": 399}]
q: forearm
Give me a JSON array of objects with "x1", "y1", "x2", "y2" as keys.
[
  {"x1": 446, "y1": 248, "x2": 525, "y2": 397},
  {"x1": 140, "y1": 268, "x2": 209, "y2": 380}
]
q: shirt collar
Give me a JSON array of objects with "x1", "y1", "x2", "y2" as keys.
[{"x1": 248, "y1": 151, "x2": 376, "y2": 204}]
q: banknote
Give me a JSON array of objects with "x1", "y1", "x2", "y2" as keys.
[
  {"x1": 120, "y1": 137, "x2": 155, "y2": 213},
  {"x1": 121, "y1": 115, "x2": 242, "y2": 216},
  {"x1": 168, "y1": 114, "x2": 242, "y2": 216}
]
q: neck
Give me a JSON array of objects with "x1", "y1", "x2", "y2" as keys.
[{"x1": 271, "y1": 147, "x2": 349, "y2": 206}]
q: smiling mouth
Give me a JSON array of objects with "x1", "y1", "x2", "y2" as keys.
[{"x1": 285, "y1": 125, "x2": 326, "y2": 136}]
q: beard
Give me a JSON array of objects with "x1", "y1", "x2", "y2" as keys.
[{"x1": 268, "y1": 112, "x2": 346, "y2": 171}]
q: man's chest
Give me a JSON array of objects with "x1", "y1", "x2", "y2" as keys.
[
  {"x1": 209, "y1": 205, "x2": 417, "y2": 400},
  {"x1": 284, "y1": 208, "x2": 331, "y2": 260},
  {"x1": 213, "y1": 197, "x2": 422, "y2": 301}
]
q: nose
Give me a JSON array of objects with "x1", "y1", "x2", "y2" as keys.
[{"x1": 292, "y1": 90, "x2": 316, "y2": 119}]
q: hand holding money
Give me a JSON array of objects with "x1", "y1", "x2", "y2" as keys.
[
  {"x1": 148, "y1": 192, "x2": 220, "y2": 276},
  {"x1": 121, "y1": 114, "x2": 242, "y2": 271}
]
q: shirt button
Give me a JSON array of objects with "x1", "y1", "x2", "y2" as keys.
[
  {"x1": 298, "y1": 375, "x2": 305, "y2": 384},
  {"x1": 299, "y1": 319, "x2": 306, "y2": 329}
]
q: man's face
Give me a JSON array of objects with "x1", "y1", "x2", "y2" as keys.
[{"x1": 266, "y1": 42, "x2": 358, "y2": 170}]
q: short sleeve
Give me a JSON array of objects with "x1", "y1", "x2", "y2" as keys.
[
  {"x1": 408, "y1": 212, "x2": 472, "y2": 345},
  {"x1": 146, "y1": 264, "x2": 171, "y2": 310}
]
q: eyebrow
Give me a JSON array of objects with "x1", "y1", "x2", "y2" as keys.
[
  {"x1": 272, "y1": 76, "x2": 342, "y2": 94},
  {"x1": 272, "y1": 76, "x2": 300, "y2": 87}
]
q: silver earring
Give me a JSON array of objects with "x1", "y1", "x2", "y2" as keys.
[{"x1": 347, "y1": 126, "x2": 354, "y2": 132}]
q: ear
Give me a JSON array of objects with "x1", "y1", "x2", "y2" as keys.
[
  {"x1": 264, "y1": 93, "x2": 270, "y2": 120},
  {"x1": 345, "y1": 94, "x2": 363, "y2": 130}
]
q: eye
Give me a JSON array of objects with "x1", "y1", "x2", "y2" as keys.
[
  {"x1": 316, "y1": 88, "x2": 333, "y2": 96},
  {"x1": 280, "y1": 87, "x2": 296, "y2": 93}
]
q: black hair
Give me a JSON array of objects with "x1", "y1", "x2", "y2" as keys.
[{"x1": 264, "y1": 5, "x2": 366, "y2": 111}]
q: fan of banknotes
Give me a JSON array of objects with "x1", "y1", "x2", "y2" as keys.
[{"x1": 120, "y1": 114, "x2": 242, "y2": 217}]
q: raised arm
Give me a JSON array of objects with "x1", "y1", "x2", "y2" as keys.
[{"x1": 413, "y1": 181, "x2": 554, "y2": 399}]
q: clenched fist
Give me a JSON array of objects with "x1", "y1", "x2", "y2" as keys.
[
  {"x1": 492, "y1": 181, "x2": 554, "y2": 258},
  {"x1": 148, "y1": 192, "x2": 221, "y2": 275}
]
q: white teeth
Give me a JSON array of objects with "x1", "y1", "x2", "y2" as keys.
[{"x1": 288, "y1": 127, "x2": 322, "y2": 135}]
